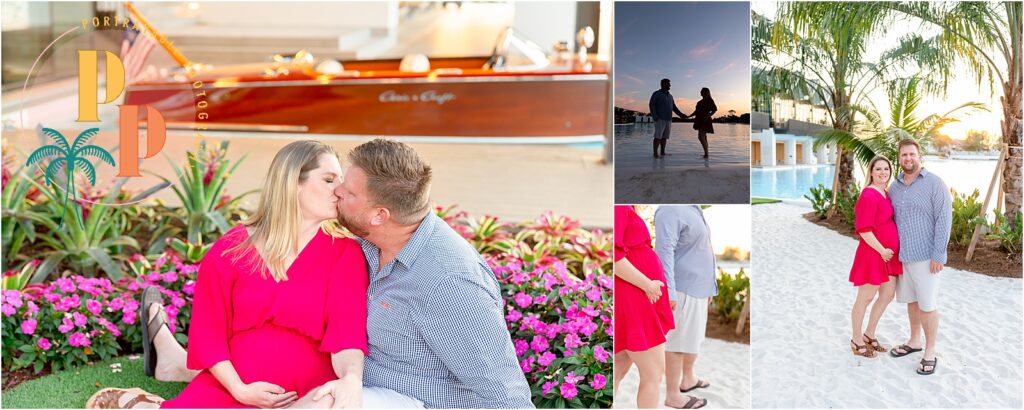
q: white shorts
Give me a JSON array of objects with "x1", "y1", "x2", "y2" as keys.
[
  {"x1": 664, "y1": 292, "x2": 708, "y2": 353},
  {"x1": 895, "y1": 260, "x2": 941, "y2": 312},
  {"x1": 363, "y1": 386, "x2": 425, "y2": 408},
  {"x1": 653, "y1": 119, "x2": 672, "y2": 140}
]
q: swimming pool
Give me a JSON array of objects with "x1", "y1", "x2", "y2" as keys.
[{"x1": 751, "y1": 165, "x2": 835, "y2": 200}]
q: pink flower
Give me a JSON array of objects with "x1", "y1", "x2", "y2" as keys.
[
  {"x1": 519, "y1": 356, "x2": 535, "y2": 373},
  {"x1": 170, "y1": 296, "x2": 186, "y2": 308},
  {"x1": 542, "y1": 381, "x2": 558, "y2": 395},
  {"x1": 68, "y1": 332, "x2": 91, "y2": 347},
  {"x1": 147, "y1": 272, "x2": 161, "y2": 282},
  {"x1": 58, "y1": 317, "x2": 75, "y2": 333},
  {"x1": 544, "y1": 323, "x2": 562, "y2": 339},
  {"x1": 126, "y1": 282, "x2": 141, "y2": 292},
  {"x1": 538, "y1": 351, "x2": 557, "y2": 366},
  {"x1": 514, "y1": 339, "x2": 529, "y2": 356},
  {"x1": 1, "y1": 304, "x2": 15, "y2": 316},
  {"x1": 97, "y1": 317, "x2": 121, "y2": 337},
  {"x1": 510, "y1": 271, "x2": 528, "y2": 285},
  {"x1": 25, "y1": 301, "x2": 39, "y2": 316},
  {"x1": 86, "y1": 299, "x2": 102, "y2": 315},
  {"x1": 107, "y1": 297, "x2": 125, "y2": 312},
  {"x1": 44, "y1": 292, "x2": 60, "y2": 303},
  {"x1": 182, "y1": 281, "x2": 196, "y2": 295},
  {"x1": 594, "y1": 345, "x2": 609, "y2": 363},
  {"x1": 530, "y1": 335, "x2": 549, "y2": 352},
  {"x1": 564, "y1": 371, "x2": 584, "y2": 384},
  {"x1": 37, "y1": 337, "x2": 51, "y2": 350},
  {"x1": 580, "y1": 321, "x2": 598, "y2": 337},
  {"x1": 590, "y1": 374, "x2": 607, "y2": 390},
  {"x1": 514, "y1": 292, "x2": 532, "y2": 308},
  {"x1": 597, "y1": 275, "x2": 612, "y2": 289},
  {"x1": 55, "y1": 278, "x2": 76, "y2": 293},
  {"x1": 585, "y1": 288, "x2": 602, "y2": 302},
  {"x1": 162, "y1": 271, "x2": 178, "y2": 283},
  {"x1": 20, "y1": 319, "x2": 36, "y2": 335},
  {"x1": 3, "y1": 290, "x2": 23, "y2": 307},
  {"x1": 121, "y1": 311, "x2": 136, "y2": 325},
  {"x1": 73, "y1": 312, "x2": 88, "y2": 327},
  {"x1": 505, "y1": 309, "x2": 522, "y2": 322},
  {"x1": 534, "y1": 294, "x2": 548, "y2": 305},
  {"x1": 55, "y1": 295, "x2": 80, "y2": 311},
  {"x1": 559, "y1": 382, "x2": 578, "y2": 399},
  {"x1": 564, "y1": 333, "x2": 584, "y2": 349}
]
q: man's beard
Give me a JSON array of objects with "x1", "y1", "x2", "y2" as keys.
[
  {"x1": 336, "y1": 212, "x2": 370, "y2": 238},
  {"x1": 901, "y1": 161, "x2": 919, "y2": 174}
]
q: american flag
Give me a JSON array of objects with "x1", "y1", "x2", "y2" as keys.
[{"x1": 120, "y1": 19, "x2": 156, "y2": 83}]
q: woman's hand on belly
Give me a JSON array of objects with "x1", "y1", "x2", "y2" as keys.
[{"x1": 233, "y1": 381, "x2": 299, "y2": 408}]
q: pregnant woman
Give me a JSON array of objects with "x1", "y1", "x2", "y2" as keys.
[
  {"x1": 848, "y1": 155, "x2": 902, "y2": 358},
  {"x1": 613, "y1": 205, "x2": 679, "y2": 408}
]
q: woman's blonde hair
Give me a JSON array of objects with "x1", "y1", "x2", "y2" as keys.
[
  {"x1": 865, "y1": 155, "x2": 893, "y2": 187},
  {"x1": 225, "y1": 140, "x2": 340, "y2": 281}
]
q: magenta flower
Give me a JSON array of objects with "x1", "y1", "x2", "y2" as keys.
[
  {"x1": 514, "y1": 339, "x2": 529, "y2": 356},
  {"x1": 585, "y1": 288, "x2": 602, "y2": 302},
  {"x1": 520, "y1": 356, "x2": 535, "y2": 373},
  {"x1": 171, "y1": 295, "x2": 186, "y2": 308},
  {"x1": 55, "y1": 278, "x2": 76, "y2": 293},
  {"x1": 530, "y1": 335, "x2": 549, "y2": 352},
  {"x1": 126, "y1": 282, "x2": 141, "y2": 292},
  {"x1": 121, "y1": 311, "x2": 137, "y2": 325},
  {"x1": 542, "y1": 380, "x2": 558, "y2": 395},
  {"x1": 147, "y1": 272, "x2": 161, "y2": 282},
  {"x1": 97, "y1": 317, "x2": 121, "y2": 337},
  {"x1": 162, "y1": 271, "x2": 178, "y2": 283},
  {"x1": 559, "y1": 382, "x2": 578, "y2": 400},
  {"x1": 44, "y1": 292, "x2": 60, "y2": 303},
  {"x1": 86, "y1": 299, "x2": 102, "y2": 315},
  {"x1": 107, "y1": 297, "x2": 125, "y2": 312},
  {"x1": 597, "y1": 275, "x2": 612, "y2": 289},
  {"x1": 68, "y1": 332, "x2": 91, "y2": 347},
  {"x1": 182, "y1": 281, "x2": 196, "y2": 295},
  {"x1": 505, "y1": 309, "x2": 522, "y2": 322},
  {"x1": 58, "y1": 317, "x2": 75, "y2": 334},
  {"x1": 590, "y1": 374, "x2": 607, "y2": 390},
  {"x1": 37, "y1": 337, "x2": 51, "y2": 350},
  {"x1": 20, "y1": 318, "x2": 36, "y2": 335},
  {"x1": 534, "y1": 294, "x2": 549, "y2": 305},
  {"x1": 1, "y1": 304, "x2": 15, "y2": 316},
  {"x1": 538, "y1": 351, "x2": 557, "y2": 366},
  {"x1": 594, "y1": 345, "x2": 609, "y2": 363},
  {"x1": 72, "y1": 312, "x2": 88, "y2": 327},
  {"x1": 564, "y1": 333, "x2": 584, "y2": 349},
  {"x1": 514, "y1": 292, "x2": 533, "y2": 308},
  {"x1": 25, "y1": 301, "x2": 39, "y2": 316}
]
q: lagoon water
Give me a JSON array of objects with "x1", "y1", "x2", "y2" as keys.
[
  {"x1": 615, "y1": 123, "x2": 750, "y2": 169},
  {"x1": 752, "y1": 159, "x2": 1006, "y2": 200}
]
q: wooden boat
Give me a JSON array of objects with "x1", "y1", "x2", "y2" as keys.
[{"x1": 122, "y1": 5, "x2": 609, "y2": 141}]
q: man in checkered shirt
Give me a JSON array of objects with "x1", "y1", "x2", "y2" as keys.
[
  {"x1": 887, "y1": 138, "x2": 952, "y2": 376},
  {"x1": 334, "y1": 139, "x2": 534, "y2": 408}
]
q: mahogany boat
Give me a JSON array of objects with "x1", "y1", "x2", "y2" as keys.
[{"x1": 122, "y1": 5, "x2": 609, "y2": 142}]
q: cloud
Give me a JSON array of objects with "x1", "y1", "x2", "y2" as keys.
[
  {"x1": 711, "y1": 61, "x2": 738, "y2": 77},
  {"x1": 688, "y1": 37, "x2": 724, "y2": 60},
  {"x1": 618, "y1": 74, "x2": 645, "y2": 86}
]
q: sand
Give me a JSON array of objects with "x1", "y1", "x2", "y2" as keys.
[
  {"x1": 615, "y1": 165, "x2": 750, "y2": 204},
  {"x1": 751, "y1": 202, "x2": 1023, "y2": 408},
  {"x1": 613, "y1": 338, "x2": 751, "y2": 409}
]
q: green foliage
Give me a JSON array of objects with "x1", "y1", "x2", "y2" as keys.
[
  {"x1": 836, "y1": 182, "x2": 862, "y2": 230},
  {"x1": 804, "y1": 184, "x2": 834, "y2": 219},
  {"x1": 987, "y1": 211, "x2": 1022, "y2": 256},
  {"x1": 2, "y1": 165, "x2": 45, "y2": 273},
  {"x1": 951, "y1": 189, "x2": 985, "y2": 246},
  {"x1": 713, "y1": 268, "x2": 749, "y2": 321}
]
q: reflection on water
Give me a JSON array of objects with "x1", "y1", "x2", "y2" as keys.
[
  {"x1": 615, "y1": 123, "x2": 750, "y2": 169},
  {"x1": 752, "y1": 159, "x2": 1005, "y2": 200}
]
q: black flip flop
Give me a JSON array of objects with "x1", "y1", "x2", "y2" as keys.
[
  {"x1": 666, "y1": 396, "x2": 707, "y2": 409},
  {"x1": 680, "y1": 379, "x2": 710, "y2": 393},
  {"x1": 140, "y1": 286, "x2": 167, "y2": 378},
  {"x1": 889, "y1": 344, "x2": 923, "y2": 358},
  {"x1": 917, "y1": 358, "x2": 938, "y2": 375}
]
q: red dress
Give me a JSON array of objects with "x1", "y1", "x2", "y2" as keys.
[
  {"x1": 614, "y1": 206, "x2": 675, "y2": 354},
  {"x1": 162, "y1": 226, "x2": 369, "y2": 408},
  {"x1": 849, "y1": 187, "x2": 903, "y2": 286}
]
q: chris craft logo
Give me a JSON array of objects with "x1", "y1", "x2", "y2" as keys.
[
  {"x1": 378, "y1": 90, "x2": 456, "y2": 105},
  {"x1": 28, "y1": 33, "x2": 169, "y2": 228}
]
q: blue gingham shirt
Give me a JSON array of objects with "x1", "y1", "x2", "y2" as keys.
[
  {"x1": 357, "y1": 212, "x2": 534, "y2": 409},
  {"x1": 888, "y1": 168, "x2": 953, "y2": 264},
  {"x1": 649, "y1": 89, "x2": 685, "y2": 121},
  {"x1": 654, "y1": 205, "x2": 718, "y2": 300}
]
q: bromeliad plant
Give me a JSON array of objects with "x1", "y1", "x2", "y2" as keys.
[
  {"x1": 2, "y1": 164, "x2": 45, "y2": 273},
  {"x1": 154, "y1": 140, "x2": 253, "y2": 245}
]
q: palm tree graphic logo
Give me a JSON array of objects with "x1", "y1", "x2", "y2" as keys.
[{"x1": 26, "y1": 127, "x2": 115, "y2": 228}]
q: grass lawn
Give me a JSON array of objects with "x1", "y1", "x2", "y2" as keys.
[
  {"x1": 3, "y1": 356, "x2": 186, "y2": 408},
  {"x1": 751, "y1": 197, "x2": 782, "y2": 205}
]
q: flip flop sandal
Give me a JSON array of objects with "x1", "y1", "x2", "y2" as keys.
[
  {"x1": 86, "y1": 388, "x2": 164, "y2": 409},
  {"x1": 680, "y1": 379, "x2": 710, "y2": 393},
  {"x1": 666, "y1": 396, "x2": 707, "y2": 409},
  {"x1": 863, "y1": 334, "x2": 887, "y2": 353},
  {"x1": 889, "y1": 344, "x2": 923, "y2": 358},
  {"x1": 850, "y1": 339, "x2": 876, "y2": 358},
  {"x1": 140, "y1": 287, "x2": 168, "y2": 378},
  {"x1": 917, "y1": 358, "x2": 938, "y2": 375}
]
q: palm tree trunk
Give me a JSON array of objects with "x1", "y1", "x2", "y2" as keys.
[{"x1": 1001, "y1": 79, "x2": 1023, "y2": 224}]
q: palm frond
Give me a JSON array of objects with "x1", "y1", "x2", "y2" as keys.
[
  {"x1": 43, "y1": 158, "x2": 67, "y2": 187},
  {"x1": 71, "y1": 128, "x2": 101, "y2": 153},
  {"x1": 40, "y1": 128, "x2": 70, "y2": 151},
  {"x1": 25, "y1": 145, "x2": 66, "y2": 166},
  {"x1": 76, "y1": 145, "x2": 116, "y2": 167},
  {"x1": 73, "y1": 158, "x2": 98, "y2": 186}
]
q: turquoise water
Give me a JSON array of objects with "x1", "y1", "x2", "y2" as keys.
[{"x1": 752, "y1": 159, "x2": 1004, "y2": 200}]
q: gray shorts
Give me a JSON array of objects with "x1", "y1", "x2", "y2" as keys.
[
  {"x1": 895, "y1": 260, "x2": 941, "y2": 312},
  {"x1": 653, "y1": 119, "x2": 671, "y2": 140}
]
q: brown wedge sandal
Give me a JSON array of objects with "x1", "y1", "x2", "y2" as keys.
[
  {"x1": 863, "y1": 334, "x2": 888, "y2": 353},
  {"x1": 850, "y1": 339, "x2": 876, "y2": 358},
  {"x1": 86, "y1": 388, "x2": 164, "y2": 409}
]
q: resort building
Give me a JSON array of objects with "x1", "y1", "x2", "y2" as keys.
[{"x1": 750, "y1": 93, "x2": 838, "y2": 167}]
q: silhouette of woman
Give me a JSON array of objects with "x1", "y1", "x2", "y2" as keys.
[{"x1": 688, "y1": 88, "x2": 717, "y2": 159}]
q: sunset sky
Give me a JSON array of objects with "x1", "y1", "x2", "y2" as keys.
[{"x1": 615, "y1": 2, "x2": 751, "y2": 117}]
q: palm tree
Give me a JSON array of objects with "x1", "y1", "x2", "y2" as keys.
[
  {"x1": 25, "y1": 128, "x2": 115, "y2": 228},
  {"x1": 815, "y1": 76, "x2": 987, "y2": 169},
  {"x1": 879, "y1": 2, "x2": 1022, "y2": 222}
]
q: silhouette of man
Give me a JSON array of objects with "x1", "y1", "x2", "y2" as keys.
[{"x1": 648, "y1": 78, "x2": 688, "y2": 158}]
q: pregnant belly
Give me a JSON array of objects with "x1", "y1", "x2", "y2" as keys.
[
  {"x1": 875, "y1": 221, "x2": 900, "y2": 250},
  {"x1": 228, "y1": 324, "x2": 336, "y2": 395},
  {"x1": 626, "y1": 247, "x2": 666, "y2": 281}
]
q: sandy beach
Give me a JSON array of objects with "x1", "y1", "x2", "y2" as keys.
[
  {"x1": 615, "y1": 165, "x2": 750, "y2": 204},
  {"x1": 751, "y1": 202, "x2": 1023, "y2": 408},
  {"x1": 613, "y1": 338, "x2": 751, "y2": 409}
]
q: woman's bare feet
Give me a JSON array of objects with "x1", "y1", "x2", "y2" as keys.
[{"x1": 148, "y1": 304, "x2": 200, "y2": 382}]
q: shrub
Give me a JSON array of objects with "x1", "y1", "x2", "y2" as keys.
[
  {"x1": 951, "y1": 189, "x2": 985, "y2": 246},
  {"x1": 987, "y1": 211, "x2": 1022, "y2": 257},
  {"x1": 836, "y1": 182, "x2": 861, "y2": 230},
  {"x1": 713, "y1": 268, "x2": 748, "y2": 321},
  {"x1": 804, "y1": 184, "x2": 833, "y2": 219}
]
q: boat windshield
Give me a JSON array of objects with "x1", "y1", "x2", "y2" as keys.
[{"x1": 484, "y1": 27, "x2": 550, "y2": 72}]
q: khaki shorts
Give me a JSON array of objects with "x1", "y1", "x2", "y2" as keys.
[
  {"x1": 653, "y1": 119, "x2": 672, "y2": 140},
  {"x1": 895, "y1": 260, "x2": 941, "y2": 312},
  {"x1": 664, "y1": 292, "x2": 708, "y2": 353}
]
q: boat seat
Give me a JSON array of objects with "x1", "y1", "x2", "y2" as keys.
[{"x1": 400, "y1": 54, "x2": 430, "y2": 72}]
